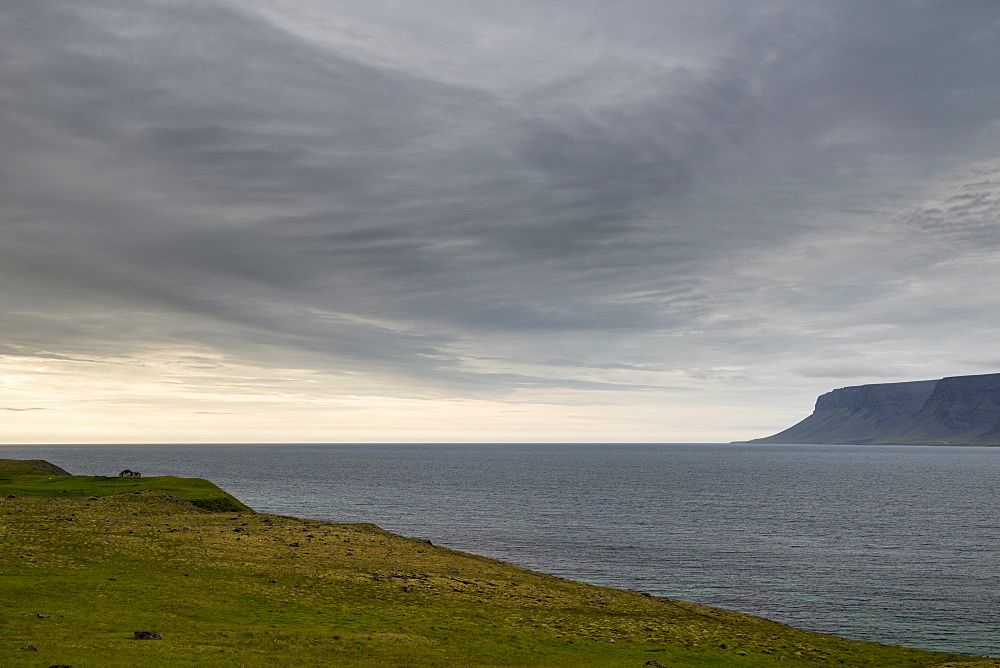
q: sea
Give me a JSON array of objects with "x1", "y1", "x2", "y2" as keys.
[{"x1": 1, "y1": 442, "x2": 997, "y2": 658}]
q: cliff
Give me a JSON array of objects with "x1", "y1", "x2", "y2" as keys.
[{"x1": 747, "y1": 373, "x2": 1000, "y2": 445}]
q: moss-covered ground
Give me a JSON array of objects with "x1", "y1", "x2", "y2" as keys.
[{"x1": 1, "y1": 460, "x2": 997, "y2": 667}]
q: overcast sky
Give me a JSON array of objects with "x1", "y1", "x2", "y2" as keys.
[{"x1": 2, "y1": 0, "x2": 999, "y2": 443}]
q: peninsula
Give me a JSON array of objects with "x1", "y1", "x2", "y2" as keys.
[
  {"x1": 747, "y1": 372, "x2": 1000, "y2": 445},
  {"x1": 2, "y1": 458, "x2": 996, "y2": 666}
]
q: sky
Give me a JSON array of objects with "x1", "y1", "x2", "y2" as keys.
[{"x1": 1, "y1": 0, "x2": 999, "y2": 444}]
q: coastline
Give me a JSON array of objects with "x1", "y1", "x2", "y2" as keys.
[
  {"x1": 3, "y1": 443, "x2": 1000, "y2": 658},
  {"x1": 1, "y1": 459, "x2": 997, "y2": 667}
]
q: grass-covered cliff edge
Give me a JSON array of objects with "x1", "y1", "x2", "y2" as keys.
[
  {"x1": 1, "y1": 460, "x2": 996, "y2": 667},
  {"x1": 0, "y1": 458, "x2": 252, "y2": 513}
]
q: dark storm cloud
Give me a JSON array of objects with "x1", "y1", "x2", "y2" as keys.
[{"x1": 1, "y1": 0, "x2": 999, "y2": 405}]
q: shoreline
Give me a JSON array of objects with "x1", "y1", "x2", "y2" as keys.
[
  {"x1": 3, "y1": 445, "x2": 999, "y2": 659},
  {"x1": 2, "y1": 459, "x2": 998, "y2": 666}
]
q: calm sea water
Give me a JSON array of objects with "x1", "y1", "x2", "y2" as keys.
[{"x1": 2, "y1": 442, "x2": 997, "y2": 657}]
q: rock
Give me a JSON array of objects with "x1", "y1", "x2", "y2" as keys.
[
  {"x1": 133, "y1": 631, "x2": 161, "y2": 640},
  {"x1": 47, "y1": 665, "x2": 74, "y2": 668},
  {"x1": 36, "y1": 613, "x2": 50, "y2": 618},
  {"x1": 20, "y1": 645, "x2": 37, "y2": 651},
  {"x1": 645, "y1": 661, "x2": 668, "y2": 667},
  {"x1": 745, "y1": 372, "x2": 1000, "y2": 445},
  {"x1": 401, "y1": 586, "x2": 414, "y2": 592}
]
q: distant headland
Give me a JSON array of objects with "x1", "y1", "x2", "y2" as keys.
[{"x1": 743, "y1": 372, "x2": 1000, "y2": 445}]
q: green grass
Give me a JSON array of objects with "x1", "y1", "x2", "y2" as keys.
[
  {"x1": 0, "y1": 458, "x2": 72, "y2": 475},
  {"x1": 0, "y1": 458, "x2": 251, "y2": 512},
  {"x1": 1, "y1": 460, "x2": 997, "y2": 667}
]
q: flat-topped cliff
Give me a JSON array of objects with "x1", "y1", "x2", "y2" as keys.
[{"x1": 747, "y1": 373, "x2": 1000, "y2": 445}]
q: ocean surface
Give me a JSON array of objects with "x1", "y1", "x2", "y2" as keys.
[{"x1": 2, "y1": 442, "x2": 997, "y2": 657}]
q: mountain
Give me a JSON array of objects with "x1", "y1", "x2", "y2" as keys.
[{"x1": 746, "y1": 373, "x2": 1000, "y2": 445}]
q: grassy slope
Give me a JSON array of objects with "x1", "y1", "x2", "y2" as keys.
[
  {"x1": 0, "y1": 459, "x2": 251, "y2": 512},
  {"x1": 1, "y1": 463, "x2": 997, "y2": 668},
  {"x1": 0, "y1": 458, "x2": 72, "y2": 475}
]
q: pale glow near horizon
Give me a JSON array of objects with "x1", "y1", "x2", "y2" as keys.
[{"x1": 0, "y1": 351, "x2": 786, "y2": 443}]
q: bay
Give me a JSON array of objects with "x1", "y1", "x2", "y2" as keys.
[{"x1": 1, "y1": 442, "x2": 997, "y2": 657}]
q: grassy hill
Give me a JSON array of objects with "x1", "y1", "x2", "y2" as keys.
[
  {"x1": 0, "y1": 458, "x2": 73, "y2": 475},
  {"x1": 1, "y1": 460, "x2": 996, "y2": 667},
  {"x1": 0, "y1": 458, "x2": 251, "y2": 512}
]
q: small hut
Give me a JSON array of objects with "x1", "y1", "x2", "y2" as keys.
[{"x1": 118, "y1": 469, "x2": 142, "y2": 478}]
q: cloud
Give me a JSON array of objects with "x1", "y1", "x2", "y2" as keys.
[
  {"x1": 794, "y1": 365, "x2": 911, "y2": 380},
  {"x1": 1, "y1": 0, "x2": 999, "y2": 440}
]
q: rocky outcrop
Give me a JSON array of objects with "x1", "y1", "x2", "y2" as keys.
[{"x1": 747, "y1": 373, "x2": 1000, "y2": 445}]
